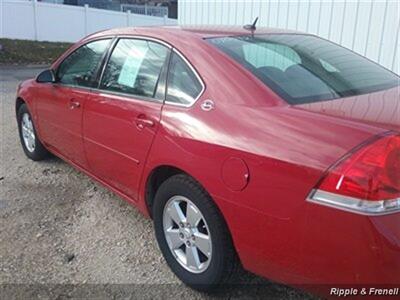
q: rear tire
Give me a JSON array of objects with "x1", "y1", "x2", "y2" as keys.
[
  {"x1": 17, "y1": 103, "x2": 50, "y2": 161},
  {"x1": 153, "y1": 174, "x2": 239, "y2": 291}
]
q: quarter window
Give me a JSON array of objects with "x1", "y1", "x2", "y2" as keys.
[
  {"x1": 57, "y1": 39, "x2": 111, "y2": 87},
  {"x1": 166, "y1": 52, "x2": 203, "y2": 106},
  {"x1": 100, "y1": 39, "x2": 169, "y2": 99}
]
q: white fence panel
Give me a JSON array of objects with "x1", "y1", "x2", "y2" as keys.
[
  {"x1": 1, "y1": 0, "x2": 36, "y2": 40},
  {"x1": 178, "y1": 0, "x2": 400, "y2": 74},
  {"x1": 36, "y1": 3, "x2": 86, "y2": 42},
  {"x1": 0, "y1": 0, "x2": 178, "y2": 43},
  {"x1": 87, "y1": 7, "x2": 127, "y2": 34}
]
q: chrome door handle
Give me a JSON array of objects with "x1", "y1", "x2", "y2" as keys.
[
  {"x1": 69, "y1": 99, "x2": 80, "y2": 109},
  {"x1": 139, "y1": 119, "x2": 154, "y2": 127},
  {"x1": 135, "y1": 115, "x2": 154, "y2": 129}
]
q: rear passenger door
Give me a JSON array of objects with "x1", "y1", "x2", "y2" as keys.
[{"x1": 83, "y1": 38, "x2": 170, "y2": 200}]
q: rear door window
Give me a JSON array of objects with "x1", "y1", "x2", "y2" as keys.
[{"x1": 100, "y1": 38, "x2": 169, "y2": 100}]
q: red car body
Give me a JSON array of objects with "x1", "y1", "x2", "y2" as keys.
[{"x1": 16, "y1": 27, "x2": 400, "y2": 294}]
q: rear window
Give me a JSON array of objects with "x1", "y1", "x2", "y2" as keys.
[{"x1": 207, "y1": 34, "x2": 399, "y2": 104}]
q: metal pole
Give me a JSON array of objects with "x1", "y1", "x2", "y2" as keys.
[
  {"x1": 84, "y1": 4, "x2": 89, "y2": 36},
  {"x1": 33, "y1": 0, "x2": 38, "y2": 40}
]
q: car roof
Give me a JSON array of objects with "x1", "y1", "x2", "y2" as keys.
[
  {"x1": 86, "y1": 25, "x2": 303, "y2": 42},
  {"x1": 178, "y1": 25, "x2": 301, "y2": 37}
]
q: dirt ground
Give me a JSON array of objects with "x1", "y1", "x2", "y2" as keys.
[{"x1": 0, "y1": 66, "x2": 314, "y2": 299}]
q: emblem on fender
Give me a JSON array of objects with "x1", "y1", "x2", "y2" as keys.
[{"x1": 201, "y1": 99, "x2": 215, "y2": 111}]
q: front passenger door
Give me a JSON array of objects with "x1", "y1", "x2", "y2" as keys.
[{"x1": 36, "y1": 39, "x2": 111, "y2": 167}]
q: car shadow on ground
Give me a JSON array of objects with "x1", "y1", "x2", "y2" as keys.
[{"x1": 17, "y1": 155, "x2": 316, "y2": 299}]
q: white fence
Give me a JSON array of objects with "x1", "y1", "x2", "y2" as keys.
[
  {"x1": 179, "y1": 0, "x2": 400, "y2": 74},
  {"x1": 0, "y1": 0, "x2": 177, "y2": 43},
  {"x1": 121, "y1": 4, "x2": 168, "y2": 18}
]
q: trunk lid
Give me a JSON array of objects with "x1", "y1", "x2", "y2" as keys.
[{"x1": 295, "y1": 87, "x2": 400, "y2": 133}]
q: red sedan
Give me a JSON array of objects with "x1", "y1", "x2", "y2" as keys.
[{"x1": 15, "y1": 26, "x2": 399, "y2": 294}]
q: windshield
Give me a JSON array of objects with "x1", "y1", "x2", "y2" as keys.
[{"x1": 207, "y1": 34, "x2": 399, "y2": 104}]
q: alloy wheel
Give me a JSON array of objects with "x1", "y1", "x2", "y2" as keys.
[
  {"x1": 21, "y1": 113, "x2": 35, "y2": 153},
  {"x1": 163, "y1": 195, "x2": 212, "y2": 274}
]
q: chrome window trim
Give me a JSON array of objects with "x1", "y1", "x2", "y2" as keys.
[
  {"x1": 52, "y1": 83, "x2": 92, "y2": 92},
  {"x1": 51, "y1": 35, "x2": 205, "y2": 107},
  {"x1": 96, "y1": 36, "x2": 119, "y2": 90},
  {"x1": 89, "y1": 87, "x2": 163, "y2": 104},
  {"x1": 164, "y1": 48, "x2": 206, "y2": 108},
  {"x1": 115, "y1": 35, "x2": 173, "y2": 49},
  {"x1": 307, "y1": 189, "x2": 400, "y2": 216},
  {"x1": 50, "y1": 83, "x2": 163, "y2": 105}
]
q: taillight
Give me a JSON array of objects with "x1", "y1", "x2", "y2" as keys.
[{"x1": 308, "y1": 132, "x2": 400, "y2": 215}]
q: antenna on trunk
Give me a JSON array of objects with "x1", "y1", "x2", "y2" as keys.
[{"x1": 243, "y1": 17, "x2": 259, "y2": 36}]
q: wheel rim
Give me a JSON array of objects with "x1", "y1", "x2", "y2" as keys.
[
  {"x1": 163, "y1": 195, "x2": 212, "y2": 274},
  {"x1": 21, "y1": 113, "x2": 35, "y2": 153}
]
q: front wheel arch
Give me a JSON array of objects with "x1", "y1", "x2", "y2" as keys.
[
  {"x1": 16, "y1": 97, "x2": 26, "y2": 117},
  {"x1": 17, "y1": 103, "x2": 50, "y2": 161}
]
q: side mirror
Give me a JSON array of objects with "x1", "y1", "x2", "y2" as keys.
[{"x1": 36, "y1": 69, "x2": 55, "y2": 83}]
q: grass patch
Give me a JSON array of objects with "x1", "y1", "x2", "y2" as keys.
[{"x1": 0, "y1": 39, "x2": 72, "y2": 65}]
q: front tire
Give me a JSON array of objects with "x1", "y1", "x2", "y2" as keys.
[
  {"x1": 153, "y1": 174, "x2": 239, "y2": 291},
  {"x1": 17, "y1": 103, "x2": 49, "y2": 161}
]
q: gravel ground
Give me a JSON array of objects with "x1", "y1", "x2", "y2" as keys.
[{"x1": 0, "y1": 66, "x2": 315, "y2": 299}]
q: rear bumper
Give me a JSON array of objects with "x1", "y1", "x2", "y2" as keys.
[
  {"x1": 298, "y1": 204, "x2": 400, "y2": 285},
  {"x1": 219, "y1": 196, "x2": 400, "y2": 293}
]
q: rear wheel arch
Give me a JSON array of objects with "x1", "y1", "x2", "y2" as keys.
[
  {"x1": 145, "y1": 165, "x2": 186, "y2": 218},
  {"x1": 145, "y1": 164, "x2": 240, "y2": 249},
  {"x1": 145, "y1": 165, "x2": 230, "y2": 228}
]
